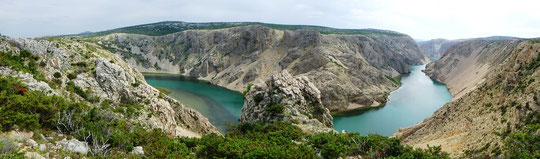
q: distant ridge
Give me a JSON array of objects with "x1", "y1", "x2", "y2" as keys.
[{"x1": 67, "y1": 21, "x2": 407, "y2": 37}]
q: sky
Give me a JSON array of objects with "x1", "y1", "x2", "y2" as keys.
[{"x1": 1, "y1": 0, "x2": 539, "y2": 40}]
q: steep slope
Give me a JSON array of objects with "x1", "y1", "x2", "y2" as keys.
[
  {"x1": 423, "y1": 39, "x2": 522, "y2": 99},
  {"x1": 396, "y1": 40, "x2": 540, "y2": 157},
  {"x1": 418, "y1": 39, "x2": 461, "y2": 59},
  {"x1": 240, "y1": 70, "x2": 334, "y2": 133},
  {"x1": 0, "y1": 35, "x2": 219, "y2": 137},
  {"x1": 418, "y1": 37, "x2": 520, "y2": 59},
  {"x1": 84, "y1": 24, "x2": 428, "y2": 112}
]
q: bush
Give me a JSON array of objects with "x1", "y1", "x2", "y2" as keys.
[
  {"x1": 72, "y1": 62, "x2": 88, "y2": 67},
  {"x1": 0, "y1": 77, "x2": 73, "y2": 131},
  {"x1": 0, "y1": 51, "x2": 46, "y2": 82},
  {"x1": 53, "y1": 72, "x2": 62, "y2": 78},
  {"x1": 67, "y1": 81, "x2": 88, "y2": 99},
  {"x1": 504, "y1": 124, "x2": 540, "y2": 158},
  {"x1": 67, "y1": 73, "x2": 78, "y2": 80},
  {"x1": 242, "y1": 83, "x2": 253, "y2": 97},
  {"x1": 265, "y1": 103, "x2": 285, "y2": 113}
]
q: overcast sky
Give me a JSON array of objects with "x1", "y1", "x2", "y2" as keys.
[{"x1": 1, "y1": 0, "x2": 539, "y2": 40}]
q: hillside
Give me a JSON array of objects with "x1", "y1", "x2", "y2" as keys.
[
  {"x1": 76, "y1": 24, "x2": 428, "y2": 112},
  {"x1": 71, "y1": 21, "x2": 408, "y2": 37},
  {"x1": 396, "y1": 39, "x2": 540, "y2": 158},
  {"x1": 418, "y1": 39, "x2": 462, "y2": 59},
  {"x1": 423, "y1": 39, "x2": 522, "y2": 99},
  {"x1": 418, "y1": 36, "x2": 521, "y2": 59}
]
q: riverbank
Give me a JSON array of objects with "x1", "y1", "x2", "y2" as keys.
[{"x1": 333, "y1": 65, "x2": 452, "y2": 136}]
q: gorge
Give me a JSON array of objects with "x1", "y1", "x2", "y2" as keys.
[{"x1": 0, "y1": 21, "x2": 538, "y2": 158}]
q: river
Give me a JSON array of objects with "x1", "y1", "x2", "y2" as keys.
[
  {"x1": 143, "y1": 64, "x2": 451, "y2": 135},
  {"x1": 333, "y1": 64, "x2": 452, "y2": 136}
]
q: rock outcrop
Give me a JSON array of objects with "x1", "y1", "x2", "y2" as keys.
[
  {"x1": 91, "y1": 24, "x2": 428, "y2": 112},
  {"x1": 240, "y1": 70, "x2": 334, "y2": 133},
  {"x1": 396, "y1": 39, "x2": 540, "y2": 157},
  {"x1": 0, "y1": 35, "x2": 219, "y2": 137}
]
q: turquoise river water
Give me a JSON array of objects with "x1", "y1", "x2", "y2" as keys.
[{"x1": 144, "y1": 64, "x2": 452, "y2": 135}]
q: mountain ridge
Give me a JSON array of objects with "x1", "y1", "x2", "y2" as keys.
[{"x1": 58, "y1": 21, "x2": 408, "y2": 37}]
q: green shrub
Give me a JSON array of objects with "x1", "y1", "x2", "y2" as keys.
[
  {"x1": 67, "y1": 73, "x2": 78, "y2": 80},
  {"x1": 0, "y1": 77, "x2": 73, "y2": 131},
  {"x1": 242, "y1": 83, "x2": 254, "y2": 97},
  {"x1": 71, "y1": 62, "x2": 88, "y2": 67},
  {"x1": 265, "y1": 103, "x2": 285, "y2": 113},
  {"x1": 131, "y1": 79, "x2": 140, "y2": 87},
  {"x1": 67, "y1": 81, "x2": 88, "y2": 99},
  {"x1": 53, "y1": 72, "x2": 62, "y2": 78},
  {"x1": 504, "y1": 124, "x2": 540, "y2": 158},
  {"x1": 0, "y1": 51, "x2": 46, "y2": 82}
]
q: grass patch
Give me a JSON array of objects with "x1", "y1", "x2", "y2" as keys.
[
  {"x1": 386, "y1": 75, "x2": 402, "y2": 86},
  {"x1": 154, "y1": 87, "x2": 172, "y2": 95}
]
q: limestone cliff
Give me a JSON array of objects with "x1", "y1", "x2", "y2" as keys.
[
  {"x1": 396, "y1": 39, "x2": 540, "y2": 157},
  {"x1": 0, "y1": 35, "x2": 219, "y2": 137},
  {"x1": 240, "y1": 70, "x2": 334, "y2": 133},
  {"x1": 86, "y1": 24, "x2": 428, "y2": 112}
]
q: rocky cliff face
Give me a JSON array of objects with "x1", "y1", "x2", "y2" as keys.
[
  {"x1": 91, "y1": 25, "x2": 428, "y2": 112},
  {"x1": 0, "y1": 36, "x2": 219, "y2": 137},
  {"x1": 396, "y1": 40, "x2": 540, "y2": 157},
  {"x1": 423, "y1": 39, "x2": 522, "y2": 99},
  {"x1": 240, "y1": 70, "x2": 334, "y2": 133},
  {"x1": 418, "y1": 39, "x2": 461, "y2": 59}
]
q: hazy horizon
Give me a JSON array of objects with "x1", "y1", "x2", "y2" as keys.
[{"x1": 1, "y1": 0, "x2": 539, "y2": 40}]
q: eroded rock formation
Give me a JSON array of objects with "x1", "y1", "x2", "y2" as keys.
[{"x1": 240, "y1": 70, "x2": 334, "y2": 133}]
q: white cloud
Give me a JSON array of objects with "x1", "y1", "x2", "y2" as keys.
[{"x1": 0, "y1": 0, "x2": 539, "y2": 39}]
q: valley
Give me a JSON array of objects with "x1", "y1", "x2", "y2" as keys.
[{"x1": 0, "y1": 21, "x2": 538, "y2": 158}]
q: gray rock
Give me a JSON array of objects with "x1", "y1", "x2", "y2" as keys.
[
  {"x1": 39, "y1": 144, "x2": 47, "y2": 151},
  {"x1": 24, "y1": 152, "x2": 46, "y2": 159},
  {"x1": 131, "y1": 146, "x2": 144, "y2": 155},
  {"x1": 56, "y1": 138, "x2": 90, "y2": 155},
  {"x1": 26, "y1": 139, "x2": 38, "y2": 147},
  {"x1": 240, "y1": 70, "x2": 334, "y2": 133}
]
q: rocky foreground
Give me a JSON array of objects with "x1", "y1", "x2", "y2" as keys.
[{"x1": 0, "y1": 35, "x2": 219, "y2": 157}]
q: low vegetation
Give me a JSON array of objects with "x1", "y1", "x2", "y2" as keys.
[
  {"x1": 1, "y1": 74, "x2": 451, "y2": 158},
  {"x1": 154, "y1": 87, "x2": 172, "y2": 95},
  {"x1": 503, "y1": 124, "x2": 540, "y2": 158},
  {"x1": 0, "y1": 50, "x2": 46, "y2": 82},
  {"x1": 242, "y1": 83, "x2": 254, "y2": 97}
]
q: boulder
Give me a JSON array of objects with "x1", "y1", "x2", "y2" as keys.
[
  {"x1": 56, "y1": 138, "x2": 90, "y2": 155},
  {"x1": 131, "y1": 146, "x2": 144, "y2": 155}
]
